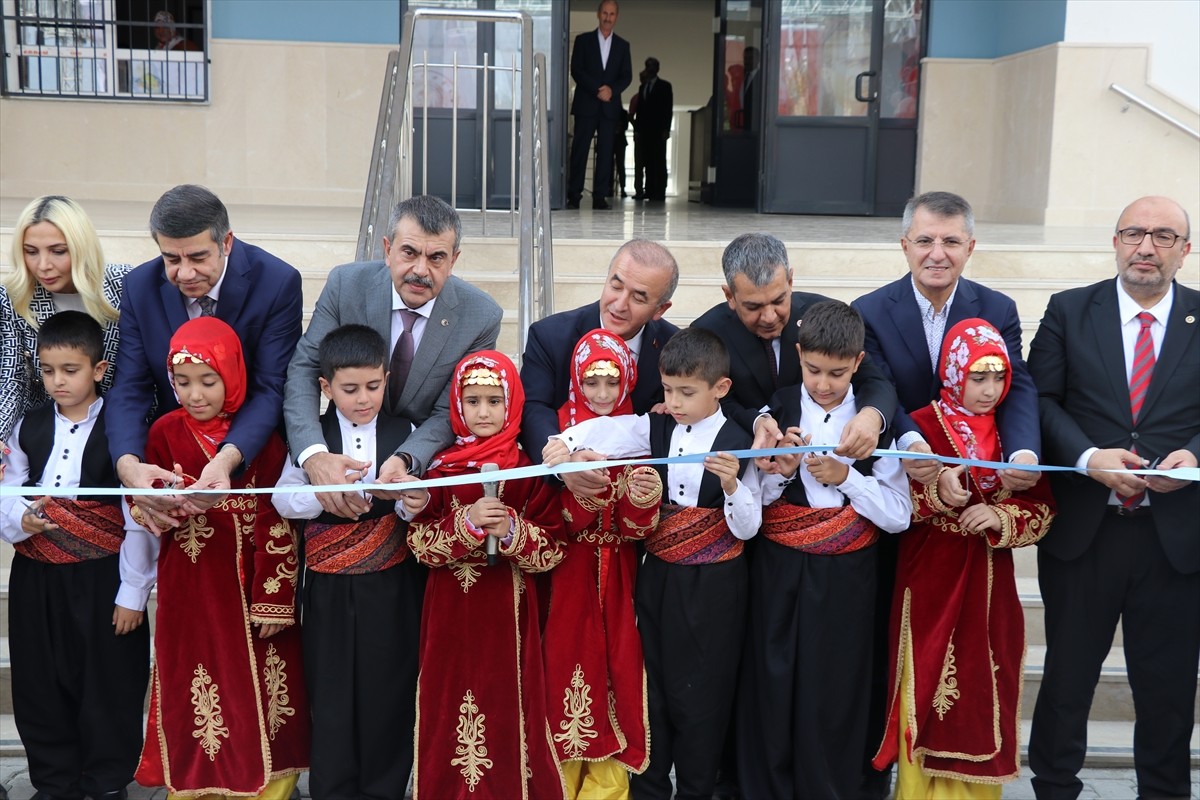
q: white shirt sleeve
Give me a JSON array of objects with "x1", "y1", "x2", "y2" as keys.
[
  {"x1": 837, "y1": 445, "x2": 914, "y2": 533},
  {"x1": 116, "y1": 499, "x2": 159, "y2": 611},
  {"x1": 272, "y1": 459, "x2": 324, "y2": 520},
  {"x1": 1, "y1": 417, "x2": 33, "y2": 543},
  {"x1": 553, "y1": 414, "x2": 652, "y2": 459},
  {"x1": 725, "y1": 464, "x2": 763, "y2": 540}
]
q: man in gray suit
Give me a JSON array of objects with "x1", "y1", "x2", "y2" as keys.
[
  {"x1": 285, "y1": 194, "x2": 502, "y2": 510},
  {"x1": 282, "y1": 194, "x2": 501, "y2": 798}
]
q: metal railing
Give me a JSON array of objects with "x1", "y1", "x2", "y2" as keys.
[
  {"x1": 356, "y1": 9, "x2": 555, "y2": 355},
  {"x1": 1109, "y1": 83, "x2": 1199, "y2": 140}
]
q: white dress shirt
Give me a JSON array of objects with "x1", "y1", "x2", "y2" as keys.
[
  {"x1": 598, "y1": 29, "x2": 613, "y2": 69},
  {"x1": 185, "y1": 259, "x2": 229, "y2": 319},
  {"x1": 553, "y1": 408, "x2": 762, "y2": 540},
  {"x1": 757, "y1": 386, "x2": 912, "y2": 533},
  {"x1": 1, "y1": 398, "x2": 159, "y2": 610}
]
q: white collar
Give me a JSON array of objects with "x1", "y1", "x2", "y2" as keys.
[
  {"x1": 54, "y1": 396, "x2": 104, "y2": 424},
  {"x1": 1116, "y1": 279, "x2": 1173, "y2": 327},
  {"x1": 392, "y1": 289, "x2": 436, "y2": 320}
]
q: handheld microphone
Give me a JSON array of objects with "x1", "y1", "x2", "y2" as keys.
[{"x1": 481, "y1": 463, "x2": 500, "y2": 566}]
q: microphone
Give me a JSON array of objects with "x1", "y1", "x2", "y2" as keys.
[{"x1": 481, "y1": 463, "x2": 500, "y2": 566}]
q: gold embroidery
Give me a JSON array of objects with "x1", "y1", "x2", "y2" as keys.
[
  {"x1": 453, "y1": 562, "x2": 481, "y2": 592},
  {"x1": 933, "y1": 640, "x2": 961, "y2": 720},
  {"x1": 190, "y1": 664, "x2": 229, "y2": 760},
  {"x1": 264, "y1": 576, "x2": 281, "y2": 594},
  {"x1": 175, "y1": 516, "x2": 215, "y2": 563},
  {"x1": 263, "y1": 644, "x2": 295, "y2": 740},
  {"x1": 621, "y1": 466, "x2": 663, "y2": 508},
  {"x1": 554, "y1": 664, "x2": 599, "y2": 758},
  {"x1": 620, "y1": 515, "x2": 658, "y2": 541},
  {"x1": 451, "y1": 690, "x2": 493, "y2": 791},
  {"x1": 216, "y1": 494, "x2": 255, "y2": 512}
]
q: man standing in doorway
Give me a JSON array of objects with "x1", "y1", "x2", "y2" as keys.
[
  {"x1": 632, "y1": 57, "x2": 673, "y2": 203},
  {"x1": 567, "y1": 0, "x2": 632, "y2": 210}
]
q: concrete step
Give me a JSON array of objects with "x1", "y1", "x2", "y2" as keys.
[{"x1": 1016, "y1": 720, "x2": 1200, "y2": 768}]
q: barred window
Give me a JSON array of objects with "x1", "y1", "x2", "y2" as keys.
[{"x1": 2, "y1": 0, "x2": 208, "y2": 101}]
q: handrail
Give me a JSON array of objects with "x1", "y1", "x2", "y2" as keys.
[
  {"x1": 1109, "y1": 83, "x2": 1199, "y2": 140},
  {"x1": 356, "y1": 8, "x2": 555, "y2": 357}
]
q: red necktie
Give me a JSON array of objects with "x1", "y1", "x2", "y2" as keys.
[
  {"x1": 388, "y1": 309, "x2": 419, "y2": 414},
  {"x1": 1121, "y1": 312, "x2": 1156, "y2": 508}
]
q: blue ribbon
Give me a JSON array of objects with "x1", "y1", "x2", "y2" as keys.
[{"x1": 2, "y1": 445, "x2": 1196, "y2": 499}]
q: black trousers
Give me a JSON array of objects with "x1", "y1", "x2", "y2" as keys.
[
  {"x1": 568, "y1": 111, "x2": 616, "y2": 202},
  {"x1": 737, "y1": 539, "x2": 877, "y2": 800},
  {"x1": 1029, "y1": 513, "x2": 1200, "y2": 800},
  {"x1": 636, "y1": 131, "x2": 668, "y2": 200},
  {"x1": 10, "y1": 553, "x2": 150, "y2": 799},
  {"x1": 303, "y1": 558, "x2": 426, "y2": 800},
  {"x1": 631, "y1": 554, "x2": 747, "y2": 800}
]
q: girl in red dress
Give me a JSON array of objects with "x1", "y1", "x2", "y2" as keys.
[
  {"x1": 134, "y1": 317, "x2": 309, "y2": 798},
  {"x1": 541, "y1": 329, "x2": 661, "y2": 797},
  {"x1": 873, "y1": 318, "x2": 1054, "y2": 797},
  {"x1": 404, "y1": 351, "x2": 567, "y2": 799}
]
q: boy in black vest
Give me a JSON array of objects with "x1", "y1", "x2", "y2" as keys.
[
  {"x1": 546, "y1": 326, "x2": 760, "y2": 800},
  {"x1": 272, "y1": 324, "x2": 421, "y2": 800},
  {"x1": 1, "y1": 310, "x2": 156, "y2": 800},
  {"x1": 738, "y1": 299, "x2": 912, "y2": 799}
]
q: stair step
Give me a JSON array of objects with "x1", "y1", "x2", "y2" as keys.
[{"x1": 1017, "y1": 720, "x2": 1200, "y2": 768}]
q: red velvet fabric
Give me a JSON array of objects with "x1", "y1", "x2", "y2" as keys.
[
  {"x1": 135, "y1": 416, "x2": 309, "y2": 794},
  {"x1": 407, "y1": 454, "x2": 568, "y2": 799}
]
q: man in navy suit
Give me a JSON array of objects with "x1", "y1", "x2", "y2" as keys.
[
  {"x1": 567, "y1": 0, "x2": 632, "y2": 210},
  {"x1": 851, "y1": 191, "x2": 1039, "y2": 800},
  {"x1": 1028, "y1": 196, "x2": 1198, "y2": 800},
  {"x1": 106, "y1": 184, "x2": 302, "y2": 531},
  {"x1": 520, "y1": 238, "x2": 678, "y2": 495}
]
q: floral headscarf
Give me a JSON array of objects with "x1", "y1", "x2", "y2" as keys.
[
  {"x1": 936, "y1": 318, "x2": 1011, "y2": 491},
  {"x1": 166, "y1": 316, "x2": 246, "y2": 453},
  {"x1": 430, "y1": 350, "x2": 525, "y2": 474},
  {"x1": 558, "y1": 328, "x2": 637, "y2": 429}
]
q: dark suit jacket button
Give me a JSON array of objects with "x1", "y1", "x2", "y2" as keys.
[{"x1": 1131, "y1": 432, "x2": 1139, "y2": 440}]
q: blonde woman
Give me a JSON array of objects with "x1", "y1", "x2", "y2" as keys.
[{"x1": 1, "y1": 195, "x2": 131, "y2": 442}]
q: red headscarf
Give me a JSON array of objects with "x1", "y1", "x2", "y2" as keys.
[
  {"x1": 166, "y1": 316, "x2": 247, "y2": 455},
  {"x1": 558, "y1": 328, "x2": 637, "y2": 429},
  {"x1": 429, "y1": 350, "x2": 525, "y2": 474},
  {"x1": 936, "y1": 318, "x2": 1012, "y2": 491}
]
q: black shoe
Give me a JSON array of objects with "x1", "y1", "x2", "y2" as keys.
[
  {"x1": 592, "y1": 198, "x2": 612, "y2": 210},
  {"x1": 631, "y1": 193, "x2": 646, "y2": 201},
  {"x1": 566, "y1": 197, "x2": 580, "y2": 209}
]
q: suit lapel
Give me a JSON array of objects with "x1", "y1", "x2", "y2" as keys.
[
  {"x1": 370, "y1": 267, "x2": 394, "y2": 344},
  {"x1": 215, "y1": 238, "x2": 248, "y2": 324},
  {"x1": 1089, "y1": 281, "x2": 1134, "y2": 426},
  {"x1": 778, "y1": 309, "x2": 802, "y2": 389},
  {"x1": 634, "y1": 318, "x2": 667, "y2": 410},
  {"x1": 1139, "y1": 283, "x2": 1198, "y2": 421},
  {"x1": 402, "y1": 276, "x2": 460, "y2": 406},
  {"x1": 159, "y1": 269, "x2": 190, "y2": 332},
  {"x1": 887, "y1": 279, "x2": 934, "y2": 375}
]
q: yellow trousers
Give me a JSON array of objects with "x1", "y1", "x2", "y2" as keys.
[
  {"x1": 896, "y1": 638, "x2": 1001, "y2": 800},
  {"x1": 167, "y1": 773, "x2": 299, "y2": 800},
  {"x1": 560, "y1": 758, "x2": 630, "y2": 800}
]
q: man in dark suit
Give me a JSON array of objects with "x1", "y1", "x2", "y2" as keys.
[
  {"x1": 107, "y1": 184, "x2": 302, "y2": 531},
  {"x1": 632, "y1": 57, "x2": 673, "y2": 202},
  {"x1": 693, "y1": 232, "x2": 897, "y2": 458},
  {"x1": 1027, "y1": 196, "x2": 1198, "y2": 800},
  {"x1": 520, "y1": 238, "x2": 678, "y2": 494},
  {"x1": 567, "y1": 0, "x2": 632, "y2": 210}
]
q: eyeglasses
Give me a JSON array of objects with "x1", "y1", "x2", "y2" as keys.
[
  {"x1": 1117, "y1": 228, "x2": 1187, "y2": 248},
  {"x1": 904, "y1": 236, "x2": 969, "y2": 253}
]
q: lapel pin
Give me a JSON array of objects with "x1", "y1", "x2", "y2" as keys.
[
  {"x1": 1186, "y1": 315, "x2": 1196, "y2": 324},
  {"x1": 441, "y1": 319, "x2": 449, "y2": 326}
]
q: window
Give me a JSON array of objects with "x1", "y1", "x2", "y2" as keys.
[{"x1": 2, "y1": 0, "x2": 208, "y2": 100}]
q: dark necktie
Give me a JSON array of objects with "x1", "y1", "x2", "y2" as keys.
[
  {"x1": 197, "y1": 295, "x2": 216, "y2": 317},
  {"x1": 388, "y1": 309, "x2": 420, "y2": 413},
  {"x1": 762, "y1": 337, "x2": 779, "y2": 387},
  {"x1": 1121, "y1": 312, "x2": 1156, "y2": 509}
]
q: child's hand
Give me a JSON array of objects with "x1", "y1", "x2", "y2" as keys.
[
  {"x1": 112, "y1": 605, "x2": 144, "y2": 635},
  {"x1": 258, "y1": 623, "x2": 286, "y2": 639},
  {"x1": 959, "y1": 503, "x2": 1001, "y2": 535},
  {"x1": 768, "y1": 427, "x2": 808, "y2": 478},
  {"x1": 803, "y1": 451, "x2": 849, "y2": 486},
  {"x1": 704, "y1": 451, "x2": 741, "y2": 496},
  {"x1": 937, "y1": 465, "x2": 970, "y2": 507},
  {"x1": 20, "y1": 498, "x2": 58, "y2": 536},
  {"x1": 397, "y1": 473, "x2": 429, "y2": 517},
  {"x1": 627, "y1": 467, "x2": 662, "y2": 502},
  {"x1": 542, "y1": 439, "x2": 571, "y2": 467},
  {"x1": 468, "y1": 497, "x2": 510, "y2": 538}
]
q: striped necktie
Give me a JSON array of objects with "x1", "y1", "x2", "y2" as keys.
[{"x1": 1121, "y1": 311, "x2": 1156, "y2": 509}]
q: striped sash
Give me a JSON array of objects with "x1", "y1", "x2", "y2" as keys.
[
  {"x1": 644, "y1": 504, "x2": 742, "y2": 565},
  {"x1": 761, "y1": 500, "x2": 878, "y2": 555},
  {"x1": 305, "y1": 515, "x2": 408, "y2": 575},
  {"x1": 14, "y1": 498, "x2": 124, "y2": 563}
]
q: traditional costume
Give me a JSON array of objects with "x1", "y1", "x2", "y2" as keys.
[
  {"x1": 553, "y1": 405, "x2": 760, "y2": 800},
  {"x1": 873, "y1": 319, "x2": 1055, "y2": 796},
  {"x1": 272, "y1": 406, "x2": 422, "y2": 800},
  {"x1": 542, "y1": 330, "x2": 661, "y2": 796},
  {"x1": 407, "y1": 351, "x2": 568, "y2": 799},
  {"x1": 1, "y1": 398, "x2": 156, "y2": 800},
  {"x1": 738, "y1": 383, "x2": 912, "y2": 800},
  {"x1": 134, "y1": 317, "x2": 310, "y2": 798}
]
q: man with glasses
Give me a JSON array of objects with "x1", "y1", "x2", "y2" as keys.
[
  {"x1": 1027, "y1": 196, "x2": 1198, "y2": 800},
  {"x1": 851, "y1": 191, "x2": 1039, "y2": 800}
]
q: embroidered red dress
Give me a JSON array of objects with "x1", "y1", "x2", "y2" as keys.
[
  {"x1": 873, "y1": 319, "x2": 1054, "y2": 787},
  {"x1": 542, "y1": 329, "x2": 659, "y2": 773},
  {"x1": 134, "y1": 318, "x2": 310, "y2": 796},
  {"x1": 407, "y1": 352, "x2": 568, "y2": 799}
]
